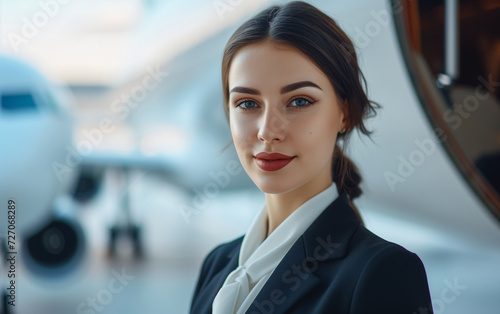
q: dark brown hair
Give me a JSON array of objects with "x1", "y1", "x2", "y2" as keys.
[{"x1": 220, "y1": 1, "x2": 380, "y2": 204}]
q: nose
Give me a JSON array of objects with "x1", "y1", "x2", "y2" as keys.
[{"x1": 257, "y1": 105, "x2": 289, "y2": 143}]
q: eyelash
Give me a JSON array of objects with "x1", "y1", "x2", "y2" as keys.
[{"x1": 235, "y1": 96, "x2": 317, "y2": 111}]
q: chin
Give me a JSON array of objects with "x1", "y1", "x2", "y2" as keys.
[{"x1": 253, "y1": 178, "x2": 298, "y2": 195}]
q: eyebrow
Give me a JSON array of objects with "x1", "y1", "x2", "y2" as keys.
[{"x1": 229, "y1": 81, "x2": 322, "y2": 95}]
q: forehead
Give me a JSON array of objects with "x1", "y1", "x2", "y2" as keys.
[{"x1": 228, "y1": 40, "x2": 330, "y2": 89}]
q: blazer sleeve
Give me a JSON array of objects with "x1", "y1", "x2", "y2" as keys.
[{"x1": 350, "y1": 245, "x2": 433, "y2": 314}]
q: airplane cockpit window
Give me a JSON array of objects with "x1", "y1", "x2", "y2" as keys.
[
  {"x1": 1, "y1": 92, "x2": 39, "y2": 112},
  {"x1": 392, "y1": 0, "x2": 500, "y2": 219}
]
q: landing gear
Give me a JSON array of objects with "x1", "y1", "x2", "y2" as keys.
[
  {"x1": 108, "y1": 224, "x2": 143, "y2": 259},
  {"x1": 107, "y1": 167, "x2": 144, "y2": 260}
]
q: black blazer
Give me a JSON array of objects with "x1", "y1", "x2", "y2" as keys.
[{"x1": 190, "y1": 192, "x2": 433, "y2": 314}]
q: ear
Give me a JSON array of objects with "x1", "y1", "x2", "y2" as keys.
[{"x1": 340, "y1": 99, "x2": 350, "y2": 131}]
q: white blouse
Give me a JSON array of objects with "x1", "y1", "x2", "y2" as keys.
[{"x1": 212, "y1": 181, "x2": 339, "y2": 314}]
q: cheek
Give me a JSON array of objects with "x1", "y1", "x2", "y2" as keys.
[
  {"x1": 230, "y1": 114, "x2": 254, "y2": 149},
  {"x1": 293, "y1": 113, "x2": 338, "y2": 155}
]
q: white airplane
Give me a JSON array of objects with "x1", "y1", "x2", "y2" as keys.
[{"x1": 0, "y1": 54, "x2": 85, "y2": 295}]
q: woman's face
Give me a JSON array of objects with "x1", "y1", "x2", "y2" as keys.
[{"x1": 228, "y1": 40, "x2": 347, "y2": 194}]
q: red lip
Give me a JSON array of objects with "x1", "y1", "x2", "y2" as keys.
[
  {"x1": 254, "y1": 152, "x2": 295, "y2": 171},
  {"x1": 255, "y1": 152, "x2": 294, "y2": 160}
]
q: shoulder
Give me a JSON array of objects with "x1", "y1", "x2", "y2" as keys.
[
  {"x1": 201, "y1": 235, "x2": 244, "y2": 272},
  {"x1": 190, "y1": 235, "x2": 244, "y2": 312},
  {"x1": 349, "y1": 225, "x2": 429, "y2": 282},
  {"x1": 349, "y1": 225, "x2": 420, "y2": 261},
  {"x1": 192, "y1": 235, "x2": 244, "y2": 289},
  {"x1": 191, "y1": 236, "x2": 243, "y2": 305},
  {"x1": 347, "y1": 226, "x2": 433, "y2": 313}
]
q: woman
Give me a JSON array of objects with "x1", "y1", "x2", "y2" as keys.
[{"x1": 190, "y1": 1, "x2": 433, "y2": 313}]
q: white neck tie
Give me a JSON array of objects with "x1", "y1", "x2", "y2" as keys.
[{"x1": 211, "y1": 265, "x2": 255, "y2": 313}]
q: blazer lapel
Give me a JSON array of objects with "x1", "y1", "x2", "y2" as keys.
[{"x1": 246, "y1": 192, "x2": 361, "y2": 314}]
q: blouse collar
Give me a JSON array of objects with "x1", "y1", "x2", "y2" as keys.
[{"x1": 238, "y1": 181, "x2": 339, "y2": 274}]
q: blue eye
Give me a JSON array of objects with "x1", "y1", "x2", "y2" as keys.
[
  {"x1": 236, "y1": 97, "x2": 315, "y2": 111},
  {"x1": 237, "y1": 100, "x2": 258, "y2": 110},
  {"x1": 290, "y1": 97, "x2": 314, "y2": 109}
]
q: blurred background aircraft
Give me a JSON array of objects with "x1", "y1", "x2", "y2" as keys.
[{"x1": 0, "y1": 0, "x2": 499, "y2": 313}]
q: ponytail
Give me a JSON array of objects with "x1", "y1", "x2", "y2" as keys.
[
  {"x1": 332, "y1": 143, "x2": 364, "y2": 225},
  {"x1": 332, "y1": 143, "x2": 362, "y2": 199}
]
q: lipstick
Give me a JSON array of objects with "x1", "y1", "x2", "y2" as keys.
[{"x1": 254, "y1": 152, "x2": 295, "y2": 171}]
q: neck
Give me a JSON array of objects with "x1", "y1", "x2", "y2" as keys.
[{"x1": 264, "y1": 176, "x2": 332, "y2": 238}]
